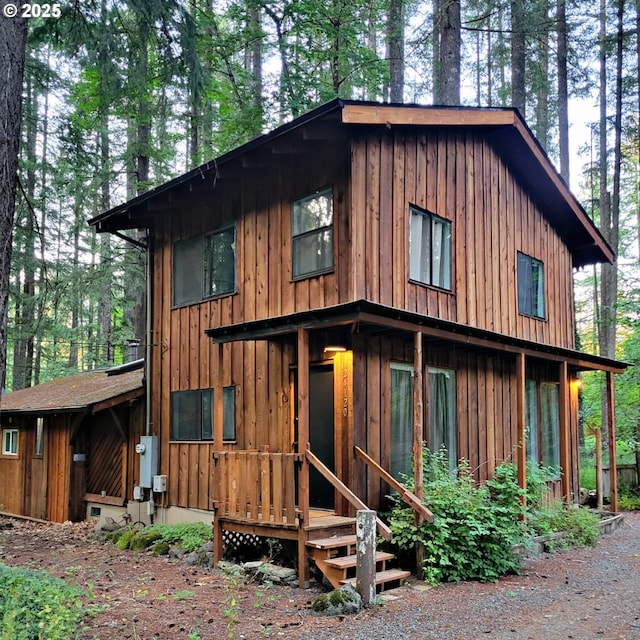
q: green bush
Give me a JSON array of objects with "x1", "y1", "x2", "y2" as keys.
[
  {"x1": 144, "y1": 522, "x2": 212, "y2": 553},
  {"x1": 387, "y1": 450, "x2": 525, "y2": 585},
  {"x1": 0, "y1": 564, "x2": 85, "y2": 640}
]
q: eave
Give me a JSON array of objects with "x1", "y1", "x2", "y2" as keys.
[
  {"x1": 89, "y1": 99, "x2": 613, "y2": 268},
  {"x1": 205, "y1": 300, "x2": 628, "y2": 375}
]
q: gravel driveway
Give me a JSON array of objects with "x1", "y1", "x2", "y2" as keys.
[{"x1": 0, "y1": 511, "x2": 638, "y2": 639}]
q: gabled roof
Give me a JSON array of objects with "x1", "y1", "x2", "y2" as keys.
[
  {"x1": 89, "y1": 99, "x2": 613, "y2": 268},
  {"x1": 0, "y1": 363, "x2": 144, "y2": 416}
]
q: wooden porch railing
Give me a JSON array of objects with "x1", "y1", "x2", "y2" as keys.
[
  {"x1": 305, "y1": 448, "x2": 392, "y2": 540},
  {"x1": 355, "y1": 446, "x2": 434, "y2": 523},
  {"x1": 212, "y1": 451, "x2": 299, "y2": 527}
]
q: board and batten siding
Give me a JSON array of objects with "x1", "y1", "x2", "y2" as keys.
[
  {"x1": 349, "y1": 128, "x2": 576, "y2": 350},
  {"x1": 150, "y1": 124, "x2": 578, "y2": 511}
]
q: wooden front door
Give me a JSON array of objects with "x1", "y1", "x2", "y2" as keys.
[{"x1": 309, "y1": 365, "x2": 335, "y2": 510}]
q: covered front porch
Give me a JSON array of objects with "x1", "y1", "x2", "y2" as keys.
[{"x1": 206, "y1": 300, "x2": 626, "y2": 587}]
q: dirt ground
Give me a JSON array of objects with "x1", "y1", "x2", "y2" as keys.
[{"x1": 1, "y1": 512, "x2": 639, "y2": 640}]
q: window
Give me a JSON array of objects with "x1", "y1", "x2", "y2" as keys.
[
  {"x1": 205, "y1": 226, "x2": 236, "y2": 297},
  {"x1": 390, "y1": 364, "x2": 457, "y2": 482},
  {"x1": 517, "y1": 252, "x2": 545, "y2": 318},
  {"x1": 170, "y1": 386, "x2": 236, "y2": 442},
  {"x1": 2, "y1": 429, "x2": 18, "y2": 456},
  {"x1": 35, "y1": 417, "x2": 44, "y2": 456},
  {"x1": 292, "y1": 188, "x2": 333, "y2": 278},
  {"x1": 172, "y1": 224, "x2": 236, "y2": 306},
  {"x1": 390, "y1": 363, "x2": 414, "y2": 481},
  {"x1": 525, "y1": 380, "x2": 560, "y2": 474},
  {"x1": 409, "y1": 205, "x2": 452, "y2": 290},
  {"x1": 428, "y1": 368, "x2": 457, "y2": 471}
]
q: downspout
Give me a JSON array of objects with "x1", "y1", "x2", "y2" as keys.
[{"x1": 145, "y1": 231, "x2": 152, "y2": 437}]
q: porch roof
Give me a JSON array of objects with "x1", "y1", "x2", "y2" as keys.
[
  {"x1": 204, "y1": 299, "x2": 628, "y2": 374},
  {"x1": 0, "y1": 362, "x2": 144, "y2": 416}
]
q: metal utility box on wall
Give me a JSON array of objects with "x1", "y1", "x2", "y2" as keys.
[{"x1": 138, "y1": 435, "x2": 158, "y2": 488}]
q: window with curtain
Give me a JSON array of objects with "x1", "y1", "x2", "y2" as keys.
[
  {"x1": 525, "y1": 380, "x2": 560, "y2": 476},
  {"x1": 409, "y1": 205, "x2": 452, "y2": 290},
  {"x1": 517, "y1": 251, "x2": 545, "y2": 318},
  {"x1": 428, "y1": 368, "x2": 457, "y2": 470},
  {"x1": 292, "y1": 188, "x2": 333, "y2": 278},
  {"x1": 525, "y1": 380, "x2": 539, "y2": 463},
  {"x1": 390, "y1": 364, "x2": 457, "y2": 481},
  {"x1": 540, "y1": 382, "x2": 560, "y2": 471},
  {"x1": 390, "y1": 363, "x2": 414, "y2": 481}
]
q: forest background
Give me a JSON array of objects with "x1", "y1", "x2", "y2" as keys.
[{"x1": 0, "y1": 0, "x2": 638, "y2": 471}]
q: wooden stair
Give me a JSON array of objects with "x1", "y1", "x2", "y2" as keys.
[{"x1": 306, "y1": 532, "x2": 410, "y2": 591}]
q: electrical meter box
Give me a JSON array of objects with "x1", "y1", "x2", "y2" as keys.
[
  {"x1": 138, "y1": 435, "x2": 158, "y2": 488},
  {"x1": 153, "y1": 475, "x2": 167, "y2": 493}
]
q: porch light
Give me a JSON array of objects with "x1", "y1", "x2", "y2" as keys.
[
  {"x1": 572, "y1": 373, "x2": 583, "y2": 389},
  {"x1": 323, "y1": 345, "x2": 347, "y2": 354}
]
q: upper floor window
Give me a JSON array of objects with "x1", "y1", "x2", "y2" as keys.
[
  {"x1": 517, "y1": 251, "x2": 545, "y2": 319},
  {"x1": 205, "y1": 226, "x2": 236, "y2": 297},
  {"x1": 170, "y1": 386, "x2": 236, "y2": 442},
  {"x1": 173, "y1": 223, "x2": 237, "y2": 306},
  {"x1": 409, "y1": 205, "x2": 452, "y2": 290},
  {"x1": 2, "y1": 428, "x2": 18, "y2": 456},
  {"x1": 292, "y1": 188, "x2": 333, "y2": 279}
]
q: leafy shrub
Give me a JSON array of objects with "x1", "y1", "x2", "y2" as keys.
[
  {"x1": 144, "y1": 522, "x2": 212, "y2": 552},
  {"x1": 387, "y1": 449, "x2": 525, "y2": 585},
  {"x1": 618, "y1": 483, "x2": 640, "y2": 511},
  {"x1": 0, "y1": 563, "x2": 85, "y2": 640},
  {"x1": 564, "y1": 507, "x2": 599, "y2": 547}
]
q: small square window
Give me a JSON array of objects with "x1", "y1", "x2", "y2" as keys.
[
  {"x1": 292, "y1": 188, "x2": 333, "y2": 278},
  {"x1": 517, "y1": 252, "x2": 545, "y2": 318},
  {"x1": 2, "y1": 429, "x2": 18, "y2": 456}
]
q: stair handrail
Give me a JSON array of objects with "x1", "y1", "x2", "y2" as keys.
[
  {"x1": 305, "y1": 448, "x2": 392, "y2": 540},
  {"x1": 354, "y1": 446, "x2": 434, "y2": 523}
]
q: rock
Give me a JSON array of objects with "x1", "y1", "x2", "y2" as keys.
[{"x1": 311, "y1": 584, "x2": 363, "y2": 616}]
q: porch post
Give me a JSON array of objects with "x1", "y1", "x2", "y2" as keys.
[
  {"x1": 413, "y1": 331, "x2": 425, "y2": 580},
  {"x1": 213, "y1": 341, "x2": 224, "y2": 567},
  {"x1": 606, "y1": 371, "x2": 618, "y2": 513},
  {"x1": 516, "y1": 352, "x2": 527, "y2": 507},
  {"x1": 413, "y1": 332, "x2": 424, "y2": 504},
  {"x1": 297, "y1": 328, "x2": 310, "y2": 587},
  {"x1": 214, "y1": 342, "x2": 224, "y2": 446},
  {"x1": 558, "y1": 361, "x2": 571, "y2": 503}
]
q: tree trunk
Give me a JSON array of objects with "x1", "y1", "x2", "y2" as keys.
[
  {"x1": 510, "y1": 0, "x2": 526, "y2": 114},
  {"x1": 0, "y1": 3, "x2": 27, "y2": 389},
  {"x1": 534, "y1": 0, "x2": 550, "y2": 150},
  {"x1": 557, "y1": 0, "x2": 570, "y2": 183},
  {"x1": 387, "y1": 0, "x2": 405, "y2": 102},
  {"x1": 434, "y1": 0, "x2": 461, "y2": 105}
]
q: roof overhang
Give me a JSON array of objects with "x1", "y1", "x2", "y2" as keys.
[
  {"x1": 205, "y1": 300, "x2": 628, "y2": 374},
  {"x1": 89, "y1": 99, "x2": 613, "y2": 268}
]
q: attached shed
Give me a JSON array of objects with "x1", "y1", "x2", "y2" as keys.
[{"x1": 0, "y1": 362, "x2": 144, "y2": 523}]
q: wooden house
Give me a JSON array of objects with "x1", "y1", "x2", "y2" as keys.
[
  {"x1": 89, "y1": 100, "x2": 626, "y2": 586},
  {"x1": 0, "y1": 362, "x2": 144, "y2": 523}
]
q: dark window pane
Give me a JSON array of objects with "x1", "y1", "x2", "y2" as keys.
[
  {"x1": 202, "y1": 389, "x2": 213, "y2": 440},
  {"x1": 517, "y1": 251, "x2": 545, "y2": 318},
  {"x1": 292, "y1": 189, "x2": 333, "y2": 278},
  {"x1": 171, "y1": 390, "x2": 202, "y2": 440},
  {"x1": 206, "y1": 226, "x2": 236, "y2": 296},
  {"x1": 390, "y1": 364, "x2": 414, "y2": 481},
  {"x1": 292, "y1": 229, "x2": 333, "y2": 277},
  {"x1": 173, "y1": 237, "x2": 203, "y2": 306},
  {"x1": 223, "y1": 386, "x2": 236, "y2": 441}
]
